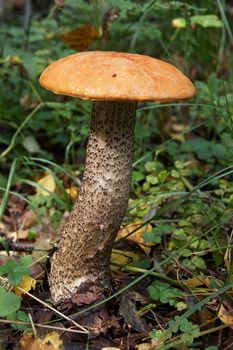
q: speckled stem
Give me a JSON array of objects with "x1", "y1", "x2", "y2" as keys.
[{"x1": 49, "y1": 101, "x2": 137, "y2": 303}]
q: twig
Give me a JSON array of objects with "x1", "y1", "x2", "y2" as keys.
[
  {"x1": 0, "y1": 318, "x2": 87, "y2": 334},
  {"x1": 0, "y1": 103, "x2": 44, "y2": 159},
  {"x1": 28, "y1": 312, "x2": 37, "y2": 337},
  {"x1": 16, "y1": 287, "x2": 89, "y2": 333}
]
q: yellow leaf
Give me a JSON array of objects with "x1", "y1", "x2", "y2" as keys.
[
  {"x1": 14, "y1": 275, "x2": 36, "y2": 298},
  {"x1": 111, "y1": 249, "x2": 139, "y2": 273},
  {"x1": 66, "y1": 186, "x2": 79, "y2": 201},
  {"x1": 172, "y1": 18, "x2": 186, "y2": 29},
  {"x1": 219, "y1": 305, "x2": 233, "y2": 327},
  {"x1": 117, "y1": 221, "x2": 153, "y2": 254},
  {"x1": 59, "y1": 24, "x2": 99, "y2": 51},
  {"x1": 37, "y1": 173, "x2": 56, "y2": 196},
  {"x1": 43, "y1": 332, "x2": 63, "y2": 349},
  {"x1": 19, "y1": 332, "x2": 63, "y2": 350},
  {"x1": 184, "y1": 276, "x2": 210, "y2": 288}
]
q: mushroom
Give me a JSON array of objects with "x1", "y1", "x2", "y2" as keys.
[{"x1": 39, "y1": 51, "x2": 196, "y2": 304}]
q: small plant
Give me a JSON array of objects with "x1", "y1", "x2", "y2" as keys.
[
  {"x1": 148, "y1": 281, "x2": 185, "y2": 310},
  {"x1": 0, "y1": 255, "x2": 33, "y2": 330}
]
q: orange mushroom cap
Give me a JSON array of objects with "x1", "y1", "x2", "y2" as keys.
[{"x1": 39, "y1": 51, "x2": 196, "y2": 102}]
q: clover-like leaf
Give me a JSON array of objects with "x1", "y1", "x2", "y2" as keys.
[{"x1": 0, "y1": 286, "x2": 21, "y2": 317}]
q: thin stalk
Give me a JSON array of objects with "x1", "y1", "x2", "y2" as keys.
[
  {"x1": 16, "y1": 287, "x2": 89, "y2": 333},
  {"x1": 0, "y1": 318, "x2": 88, "y2": 334},
  {"x1": 0, "y1": 103, "x2": 44, "y2": 159}
]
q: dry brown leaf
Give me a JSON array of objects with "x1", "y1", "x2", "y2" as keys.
[
  {"x1": 19, "y1": 332, "x2": 63, "y2": 350},
  {"x1": 14, "y1": 275, "x2": 36, "y2": 298},
  {"x1": 59, "y1": 24, "x2": 99, "y2": 51},
  {"x1": 101, "y1": 8, "x2": 119, "y2": 42},
  {"x1": 218, "y1": 304, "x2": 233, "y2": 327},
  {"x1": 184, "y1": 276, "x2": 210, "y2": 288},
  {"x1": 19, "y1": 209, "x2": 37, "y2": 230},
  {"x1": 7, "y1": 230, "x2": 29, "y2": 240},
  {"x1": 117, "y1": 221, "x2": 153, "y2": 253},
  {"x1": 37, "y1": 173, "x2": 56, "y2": 197},
  {"x1": 54, "y1": 0, "x2": 65, "y2": 9}
]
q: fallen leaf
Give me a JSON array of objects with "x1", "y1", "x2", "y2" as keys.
[
  {"x1": 37, "y1": 173, "x2": 56, "y2": 197},
  {"x1": 7, "y1": 230, "x2": 29, "y2": 240},
  {"x1": 66, "y1": 186, "x2": 78, "y2": 201},
  {"x1": 218, "y1": 304, "x2": 233, "y2": 327},
  {"x1": 43, "y1": 332, "x2": 63, "y2": 349},
  {"x1": 111, "y1": 250, "x2": 139, "y2": 273},
  {"x1": 73, "y1": 281, "x2": 105, "y2": 306},
  {"x1": 59, "y1": 24, "x2": 99, "y2": 51},
  {"x1": 18, "y1": 209, "x2": 37, "y2": 230},
  {"x1": 119, "y1": 295, "x2": 147, "y2": 332},
  {"x1": 117, "y1": 221, "x2": 153, "y2": 253},
  {"x1": 19, "y1": 332, "x2": 63, "y2": 350},
  {"x1": 14, "y1": 275, "x2": 36, "y2": 298},
  {"x1": 184, "y1": 276, "x2": 210, "y2": 288}
]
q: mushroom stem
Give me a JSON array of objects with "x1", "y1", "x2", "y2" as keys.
[{"x1": 50, "y1": 100, "x2": 137, "y2": 303}]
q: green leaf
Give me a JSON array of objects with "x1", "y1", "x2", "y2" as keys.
[
  {"x1": 154, "y1": 225, "x2": 174, "y2": 234},
  {"x1": 0, "y1": 287, "x2": 21, "y2": 317},
  {"x1": 146, "y1": 175, "x2": 158, "y2": 185},
  {"x1": 180, "y1": 318, "x2": 196, "y2": 332},
  {"x1": 0, "y1": 256, "x2": 32, "y2": 285},
  {"x1": 176, "y1": 301, "x2": 187, "y2": 311},
  {"x1": 172, "y1": 18, "x2": 186, "y2": 29},
  {"x1": 132, "y1": 171, "x2": 145, "y2": 184},
  {"x1": 145, "y1": 161, "x2": 157, "y2": 172},
  {"x1": 19, "y1": 255, "x2": 33, "y2": 267},
  {"x1": 21, "y1": 54, "x2": 37, "y2": 80},
  {"x1": 191, "y1": 256, "x2": 207, "y2": 270},
  {"x1": 181, "y1": 138, "x2": 229, "y2": 161},
  {"x1": 143, "y1": 225, "x2": 174, "y2": 244},
  {"x1": 172, "y1": 15, "x2": 223, "y2": 29},
  {"x1": 0, "y1": 259, "x2": 17, "y2": 276},
  {"x1": 172, "y1": 229, "x2": 187, "y2": 241},
  {"x1": 191, "y1": 15, "x2": 223, "y2": 28},
  {"x1": 149, "y1": 329, "x2": 165, "y2": 340},
  {"x1": 8, "y1": 265, "x2": 29, "y2": 285},
  {"x1": 143, "y1": 231, "x2": 161, "y2": 244},
  {"x1": 148, "y1": 281, "x2": 181, "y2": 306},
  {"x1": 8, "y1": 310, "x2": 30, "y2": 330},
  {"x1": 180, "y1": 248, "x2": 192, "y2": 257}
]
